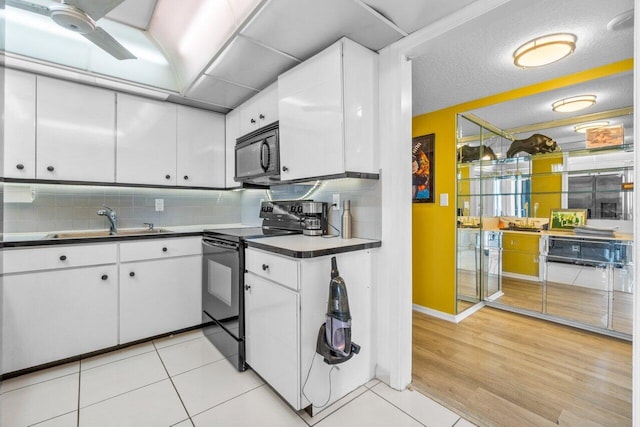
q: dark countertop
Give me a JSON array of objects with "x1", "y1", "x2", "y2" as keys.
[
  {"x1": 1, "y1": 231, "x2": 204, "y2": 248},
  {"x1": 245, "y1": 235, "x2": 381, "y2": 258}
]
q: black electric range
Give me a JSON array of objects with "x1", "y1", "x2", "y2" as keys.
[{"x1": 201, "y1": 200, "x2": 327, "y2": 371}]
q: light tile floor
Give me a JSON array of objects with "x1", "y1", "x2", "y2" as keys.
[{"x1": 0, "y1": 329, "x2": 476, "y2": 427}]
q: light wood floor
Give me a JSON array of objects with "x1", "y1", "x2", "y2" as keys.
[
  {"x1": 457, "y1": 272, "x2": 633, "y2": 335},
  {"x1": 412, "y1": 308, "x2": 632, "y2": 427}
]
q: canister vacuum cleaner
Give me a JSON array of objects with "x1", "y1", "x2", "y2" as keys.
[{"x1": 316, "y1": 257, "x2": 360, "y2": 364}]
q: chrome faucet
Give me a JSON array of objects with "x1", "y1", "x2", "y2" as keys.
[{"x1": 97, "y1": 206, "x2": 118, "y2": 235}]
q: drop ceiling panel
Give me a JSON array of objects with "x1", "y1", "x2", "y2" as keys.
[
  {"x1": 205, "y1": 36, "x2": 299, "y2": 90},
  {"x1": 106, "y1": 0, "x2": 158, "y2": 30},
  {"x1": 361, "y1": 0, "x2": 477, "y2": 34},
  {"x1": 241, "y1": 0, "x2": 404, "y2": 60},
  {"x1": 186, "y1": 75, "x2": 258, "y2": 108}
]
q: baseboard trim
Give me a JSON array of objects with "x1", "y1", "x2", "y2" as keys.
[
  {"x1": 413, "y1": 302, "x2": 485, "y2": 323},
  {"x1": 502, "y1": 272, "x2": 540, "y2": 281}
]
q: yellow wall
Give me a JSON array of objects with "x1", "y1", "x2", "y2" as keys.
[
  {"x1": 531, "y1": 156, "x2": 563, "y2": 218},
  {"x1": 412, "y1": 59, "x2": 633, "y2": 314}
]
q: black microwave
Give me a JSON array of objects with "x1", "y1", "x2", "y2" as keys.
[{"x1": 235, "y1": 121, "x2": 280, "y2": 185}]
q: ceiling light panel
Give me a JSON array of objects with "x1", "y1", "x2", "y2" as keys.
[
  {"x1": 513, "y1": 33, "x2": 576, "y2": 68},
  {"x1": 574, "y1": 121, "x2": 610, "y2": 133},
  {"x1": 552, "y1": 95, "x2": 596, "y2": 112}
]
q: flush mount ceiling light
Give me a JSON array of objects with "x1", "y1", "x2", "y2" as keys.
[
  {"x1": 574, "y1": 121, "x2": 610, "y2": 133},
  {"x1": 513, "y1": 33, "x2": 576, "y2": 68},
  {"x1": 551, "y1": 95, "x2": 596, "y2": 113}
]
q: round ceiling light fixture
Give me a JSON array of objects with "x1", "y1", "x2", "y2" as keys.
[
  {"x1": 574, "y1": 121, "x2": 610, "y2": 133},
  {"x1": 513, "y1": 33, "x2": 576, "y2": 68},
  {"x1": 551, "y1": 95, "x2": 597, "y2": 113}
]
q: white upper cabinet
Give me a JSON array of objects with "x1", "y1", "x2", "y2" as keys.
[
  {"x1": 117, "y1": 93, "x2": 177, "y2": 186},
  {"x1": 239, "y1": 82, "x2": 278, "y2": 136},
  {"x1": 4, "y1": 68, "x2": 36, "y2": 179},
  {"x1": 278, "y1": 38, "x2": 378, "y2": 181},
  {"x1": 225, "y1": 108, "x2": 242, "y2": 188},
  {"x1": 37, "y1": 76, "x2": 116, "y2": 182},
  {"x1": 177, "y1": 105, "x2": 225, "y2": 188}
]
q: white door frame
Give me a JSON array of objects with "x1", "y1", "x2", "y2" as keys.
[{"x1": 377, "y1": 5, "x2": 638, "y2": 424}]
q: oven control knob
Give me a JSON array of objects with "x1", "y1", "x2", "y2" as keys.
[{"x1": 262, "y1": 264, "x2": 269, "y2": 271}]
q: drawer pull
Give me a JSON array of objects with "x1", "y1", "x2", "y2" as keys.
[
  {"x1": 129, "y1": 272, "x2": 135, "y2": 277},
  {"x1": 165, "y1": 174, "x2": 171, "y2": 180},
  {"x1": 47, "y1": 165, "x2": 55, "y2": 172},
  {"x1": 16, "y1": 164, "x2": 24, "y2": 170},
  {"x1": 162, "y1": 247, "x2": 168, "y2": 252},
  {"x1": 59, "y1": 255, "x2": 67, "y2": 261},
  {"x1": 262, "y1": 264, "x2": 269, "y2": 271},
  {"x1": 184, "y1": 175, "x2": 189, "y2": 180},
  {"x1": 101, "y1": 275, "x2": 108, "y2": 281},
  {"x1": 245, "y1": 284, "x2": 251, "y2": 291}
]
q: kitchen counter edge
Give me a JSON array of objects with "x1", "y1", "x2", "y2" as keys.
[
  {"x1": 1, "y1": 231, "x2": 204, "y2": 248},
  {"x1": 245, "y1": 238, "x2": 382, "y2": 259},
  {"x1": 458, "y1": 227, "x2": 633, "y2": 241}
]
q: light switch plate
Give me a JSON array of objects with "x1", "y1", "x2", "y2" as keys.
[
  {"x1": 440, "y1": 193, "x2": 449, "y2": 206},
  {"x1": 155, "y1": 199, "x2": 164, "y2": 212}
]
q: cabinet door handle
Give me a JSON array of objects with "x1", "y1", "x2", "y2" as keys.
[
  {"x1": 59, "y1": 255, "x2": 67, "y2": 261},
  {"x1": 282, "y1": 166, "x2": 288, "y2": 172},
  {"x1": 245, "y1": 284, "x2": 251, "y2": 291},
  {"x1": 184, "y1": 175, "x2": 189, "y2": 180},
  {"x1": 129, "y1": 272, "x2": 135, "y2": 277},
  {"x1": 101, "y1": 274, "x2": 108, "y2": 281},
  {"x1": 250, "y1": 118, "x2": 256, "y2": 124},
  {"x1": 262, "y1": 264, "x2": 269, "y2": 271},
  {"x1": 165, "y1": 174, "x2": 171, "y2": 180},
  {"x1": 259, "y1": 114, "x2": 265, "y2": 120},
  {"x1": 16, "y1": 164, "x2": 24, "y2": 170},
  {"x1": 47, "y1": 166, "x2": 55, "y2": 172},
  {"x1": 162, "y1": 247, "x2": 168, "y2": 252}
]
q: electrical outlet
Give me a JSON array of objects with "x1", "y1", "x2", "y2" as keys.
[
  {"x1": 155, "y1": 199, "x2": 164, "y2": 212},
  {"x1": 332, "y1": 194, "x2": 340, "y2": 210}
]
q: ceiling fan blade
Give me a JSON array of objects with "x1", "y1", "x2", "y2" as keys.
[
  {"x1": 65, "y1": 0, "x2": 126, "y2": 21},
  {"x1": 5, "y1": 0, "x2": 50, "y2": 16},
  {"x1": 82, "y1": 27, "x2": 137, "y2": 60}
]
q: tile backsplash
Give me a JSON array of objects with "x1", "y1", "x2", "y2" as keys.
[
  {"x1": 241, "y1": 178, "x2": 381, "y2": 239},
  {"x1": 3, "y1": 178, "x2": 381, "y2": 238},
  {"x1": 3, "y1": 183, "x2": 243, "y2": 233}
]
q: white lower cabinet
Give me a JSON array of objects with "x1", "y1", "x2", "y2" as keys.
[
  {"x1": 245, "y1": 273, "x2": 300, "y2": 407},
  {"x1": 244, "y1": 247, "x2": 373, "y2": 412},
  {"x1": 120, "y1": 255, "x2": 202, "y2": 344},
  {"x1": 2, "y1": 265, "x2": 118, "y2": 373},
  {"x1": 1, "y1": 237, "x2": 203, "y2": 374}
]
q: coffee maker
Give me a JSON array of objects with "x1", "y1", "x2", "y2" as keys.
[{"x1": 301, "y1": 201, "x2": 329, "y2": 236}]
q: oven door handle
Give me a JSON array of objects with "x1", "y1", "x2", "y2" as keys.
[{"x1": 203, "y1": 239, "x2": 240, "y2": 251}]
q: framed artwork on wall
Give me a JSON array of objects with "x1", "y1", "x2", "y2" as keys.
[{"x1": 412, "y1": 133, "x2": 435, "y2": 203}]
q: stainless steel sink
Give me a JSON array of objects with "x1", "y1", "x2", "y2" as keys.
[{"x1": 46, "y1": 228, "x2": 172, "y2": 239}]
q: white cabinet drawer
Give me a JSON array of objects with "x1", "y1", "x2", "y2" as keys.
[
  {"x1": 3, "y1": 243, "x2": 117, "y2": 274},
  {"x1": 120, "y1": 237, "x2": 202, "y2": 262},
  {"x1": 245, "y1": 248, "x2": 299, "y2": 290}
]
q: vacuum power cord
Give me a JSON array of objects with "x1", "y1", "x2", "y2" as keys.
[{"x1": 301, "y1": 353, "x2": 337, "y2": 408}]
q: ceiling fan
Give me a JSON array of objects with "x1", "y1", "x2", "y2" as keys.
[{"x1": 6, "y1": 0, "x2": 137, "y2": 60}]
